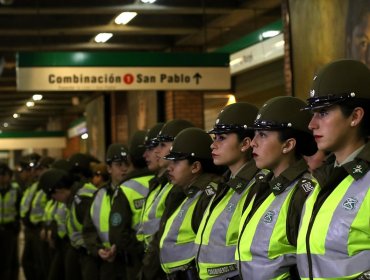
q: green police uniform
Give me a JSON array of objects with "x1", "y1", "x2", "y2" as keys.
[
  {"x1": 159, "y1": 128, "x2": 222, "y2": 279},
  {"x1": 194, "y1": 102, "x2": 263, "y2": 279},
  {"x1": 0, "y1": 172, "x2": 21, "y2": 280},
  {"x1": 140, "y1": 119, "x2": 194, "y2": 280},
  {"x1": 236, "y1": 97, "x2": 317, "y2": 280},
  {"x1": 83, "y1": 143, "x2": 129, "y2": 280},
  {"x1": 297, "y1": 60, "x2": 370, "y2": 279}
]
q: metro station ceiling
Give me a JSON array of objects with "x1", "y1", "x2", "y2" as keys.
[{"x1": 0, "y1": 0, "x2": 281, "y2": 131}]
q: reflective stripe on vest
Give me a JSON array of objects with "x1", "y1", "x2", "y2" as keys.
[
  {"x1": 297, "y1": 172, "x2": 370, "y2": 279},
  {"x1": 0, "y1": 185, "x2": 18, "y2": 223},
  {"x1": 137, "y1": 182, "x2": 173, "y2": 245},
  {"x1": 195, "y1": 177, "x2": 257, "y2": 279},
  {"x1": 236, "y1": 180, "x2": 300, "y2": 280},
  {"x1": 160, "y1": 190, "x2": 203, "y2": 273},
  {"x1": 20, "y1": 182, "x2": 38, "y2": 218},
  {"x1": 54, "y1": 202, "x2": 67, "y2": 238},
  {"x1": 120, "y1": 176, "x2": 152, "y2": 231},
  {"x1": 67, "y1": 183, "x2": 96, "y2": 248},
  {"x1": 30, "y1": 189, "x2": 47, "y2": 224},
  {"x1": 91, "y1": 188, "x2": 112, "y2": 248}
]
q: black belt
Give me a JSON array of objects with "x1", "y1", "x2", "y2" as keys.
[{"x1": 166, "y1": 265, "x2": 199, "y2": 280}]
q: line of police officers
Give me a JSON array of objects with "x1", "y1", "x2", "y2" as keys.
[{"x1": 0, "y1": 59, "x2": 369, "y2": 280}]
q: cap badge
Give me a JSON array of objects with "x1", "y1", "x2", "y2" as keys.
[
  {"x1": 313, "y1": 75, "x2": 317, "y2": 80},
  {"x1": 256, "y1": 114, "x2": 261, "y2": 120},
  {"x1": 310, "y1": 89, "x2": 315, "y2": 97},
  {"x1": 216, "y1": 119, "x2": 220, "y2": 124},
  {"x1": 121, "y1": 152, "x2": 127, "y2": 156}
]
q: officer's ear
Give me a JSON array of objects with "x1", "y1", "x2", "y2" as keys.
[
  {"x1": 281, "y1": 138, "x2": 296, "y2": 155},
  {"x1": 191, "y1": 161, "x2": 202, "y2": 174},
  {"x1": 240, "y1": 137, "x2": 252, "y2": 152},
  {"x1": 350, "y1": 107, "x2": 365, "y2": 128}
]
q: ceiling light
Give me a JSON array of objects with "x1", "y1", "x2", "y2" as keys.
[
  {"x1": 32, "y1": 94, "x2": 43, "y2": 101},
  {"x1": 26, "y1": 101, "x2": 35, "y2": 107},
  {"x1": 260, "y1": 30, "x2": 280, "y2": 39},
  {"x1": 115, "y1": 12, "x2": 137, "y2": 25},
  {"x1": 13, "y1": 113, "x2": 19, "y2": 118},
  {"x1": 94, "y1": 33, "x2": 113, "y2": 43},
  {"x1": 3, "y1": 122, "x2": 8, "y2": 128},
  {"x1": 81, "y1": 133, "x2": 88, "y2": 140},
  {"x1": 140, "y1": 0, "x2": 156, "y2": 3}
]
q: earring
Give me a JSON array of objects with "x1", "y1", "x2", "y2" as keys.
[
  {"x1": 241, "y1": 148, "x2": 246, "y2": 152},
  {"x1": 351, "y1": 121, "x2": 356, "y2": 126},
  {"x1": 283, "y1": 149, "x2": 287, "y2": 153}
]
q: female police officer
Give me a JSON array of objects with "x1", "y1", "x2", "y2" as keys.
[
  {"x1": 297, "y1": 59, "x2": 370, "y2": 279},
  {"x1": 236, "y1": 96, "x2": 317, "y2": 280}
]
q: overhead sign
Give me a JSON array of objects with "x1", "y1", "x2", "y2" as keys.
[{"x1": 17, "y1": 52, "x2": 230, "y2": 91}]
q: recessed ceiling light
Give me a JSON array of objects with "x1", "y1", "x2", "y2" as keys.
[
  {"x1": 141, "y1": 0, "x2": 156, "y2": 3},
  {"x1": 94, "y1": 33, "x2": 113, "y2": 43},
  {"x1": 32, "y1": 94, "x2": 43, "y2": 101},
  {"x1": 26, "y1": 101, "x2": 35, "y2": 107},
  {"x1": 81, "y1": 133, "x2": 88, "y2": 140},
  {"x1": 115, "y1": 12, "x2": 137, "y2": 25},
  {"x1": 261, "y1": 30, "x2": 280, "y2": 39},
  {"x1": 3, "y1": 122, "x2": 8, "y2": 128},
  {"x1": 13, "y1": 113, "x2": 19, "y2": 118}
]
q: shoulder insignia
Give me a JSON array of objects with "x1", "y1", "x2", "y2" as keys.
[
  {"x1": 298, "y1": 178, "x2": 315, "y2": 194},
  {"x1": 205, "y1": 183, "x2": 217, "y2": 196},
  {"x1": 344, "y1": 160, "x2": 370, "y2": 180},
  {"x1": 134, "y1": 198, "x2": 146, "y2": 209},
  {"x1": 74, "y1": 194, "x2": 81, "y2": 204}
]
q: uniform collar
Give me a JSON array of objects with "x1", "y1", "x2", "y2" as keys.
[
  {"x1": 122, "y1": 168, "x2": 153, "y2": 182},
  {"x1": 226, "y1": 160, "x2": 259, "y2": 194},
  {"x1": 184, "y1": 173, "x2": 220, "y2": 198},
  {"x1": 334, "y1": 145, "x2": 365, "y2": 167},
  {"x1": 269, "y1": 158, "x2": 308, "y2": 195}
]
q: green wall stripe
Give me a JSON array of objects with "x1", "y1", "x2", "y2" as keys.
[
  {"x1": 0, "y1": 131, "x2": 65, "y2": 138},
  {"x1": 215, "y1": 19, "x2": 283, "y2": 54},
  {"x1": 17, "y1": 52, "x2": 229, "y2": 67}
]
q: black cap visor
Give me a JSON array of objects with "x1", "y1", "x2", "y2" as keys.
[
  {"x1": 156, "y1": 135, "x2": 174, "y2": 143},
  {"x1": 302, "y1": 92, "x2": 356, "y2": 111},
  {"x1": 163, "y1": 151, "x2": 190, "y2": 161},
  {"x1": 252, "y1": 120, "x2": 292, "y2": 130},
  {"x1": 207, "y1": 124, "x2": 251, "y2": 134}
]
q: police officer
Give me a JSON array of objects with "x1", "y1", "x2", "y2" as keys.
[
  {"x1": 297, "y1": 59, "x2": 370, "y2": 279},
  {"x1": 236, "y1": 96, "x2": 317, "y2": 280},
  {"x1": 83, "y1": 143, "x2": 131, "y2": 280},
  {"x1": 140, "y1": 119, "x2": 194, "y2": 280},
  {"x1": 29, "y1": 156, "x2": 55, "y2": 279},
  {"x1": 136, "y1": 123, "x2": 166, "y2": 246},
  {"x1": 19, "y1": 153, "x2": 42, "y2": 280},
  {"x1": 194, "y1": 102, "x2": 264, "y2": 279},
  {"x1": 160, "y1": 127, "x2": 222, "y2": 279},
  {"x1": 65, "y1": 153, "x2": 100, "y2": 280},
  {"x1": 0, "y1": 162, "x2": 21, "y2": 280},
  {"x1": 109, "y1": 130, "x2": 154, "y2": 279},
  {"x1": 41, "y1": 159, "x2": 72, "y2": 280}
]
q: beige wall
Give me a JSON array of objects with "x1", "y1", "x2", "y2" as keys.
[{"x1": 289, "y1": 0, "x2": 348, "y2": 100}]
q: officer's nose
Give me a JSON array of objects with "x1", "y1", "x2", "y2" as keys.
[{"x1": 308, "y1": 113, "x2": 318, "y2": 131}]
